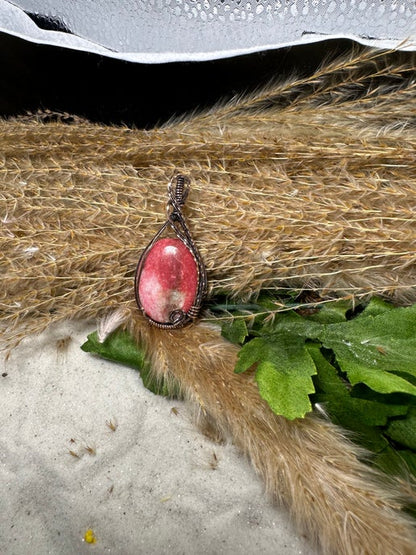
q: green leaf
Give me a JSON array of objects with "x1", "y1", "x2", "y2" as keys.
[
  {"x1": 221, "y1": 318, "x2": 248, "y2": 345},
  {"x1": 316, "y1": 304, "x2": 416, "y2": 391},
  {"x1": 310, "y1": 344, "x2": 407, "y2": 422},
  {"x1": 263, "y1": 309, "x2": 324, "y2": 338},
  {"x1": 385, "y1": 408, "x2": 416, "y2": 450},
  {"x1": 357, "y1": 296, "x2": 395, "y2": 318},
  {"x1": 338, "y1": 360, "x2": 416, "y2": 396},
  {"x1": 81, "y1": 330, "x2": 177, "y2": 397},
  {"x1": 306, "y1": 299, "x2": 352, "y2": 324},
  {"x1": 81, "y1": 329, "x2": 145, "y2": 368},
  {"x1": 235, "y1": 334, "x2": 317, "y2": 420},
  {"x1": 372, "y1": 445, "x2": 416, "y2": 485},
  {"x1": 309, "y1": 344, "x2": 407, "y2": 449},
  {"x1": 395, "y1": 450, "x2": 416, "y2": 478}
]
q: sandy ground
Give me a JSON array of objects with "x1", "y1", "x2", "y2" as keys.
[{"x1": 1, "y1": 320, "x2": 316, "y2": 555}]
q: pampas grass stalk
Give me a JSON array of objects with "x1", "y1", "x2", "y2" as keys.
[
  {"x1": 130, "y1": 314, "x2": 416, "y2": 555},
  {"x1": 1, "y1": 47, "x2": 416, "y2": 553}
]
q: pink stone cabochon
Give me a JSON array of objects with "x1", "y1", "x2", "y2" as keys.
[{"x1": 137, "y1": 237, "x2": 198, "y2": 323}]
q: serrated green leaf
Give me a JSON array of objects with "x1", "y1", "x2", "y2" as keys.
[
  {"x1": 225, "y1": 295, "x2": 416, "y2": 485},
  {"x1": 221, "y1": 318, "x2": 248, "y2": 345},
  {"x1": 316, "y1": 304, "x2": 416, "y2": 392},
  {"x1": 235, "y1": 334, "x2": 317, "y2": 419},
  {"x1": 81, "y1": 329, "x2": 177, "y2": 397},
  {"x1": 255, "y1": 360, "x2": 315, "y2": 420},
  {"x1": 309, "y1": 344, "x2": 407, "y2": 451},
  {"x1": 310, "y1": 344, "x2": 407, "y2": 423}
]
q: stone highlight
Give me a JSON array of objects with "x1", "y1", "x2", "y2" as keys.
[{"x1": 137, "y1": 237, "x2": 198, "y2": 323}]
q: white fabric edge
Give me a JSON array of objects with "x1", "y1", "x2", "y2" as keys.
[{"x1": 1, "y1": 1, "x2": 416, "y2": 63}]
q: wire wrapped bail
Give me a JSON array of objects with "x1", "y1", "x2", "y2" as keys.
[{"x1": 172, "y1": 173, "x2": 189, "y2": 206}]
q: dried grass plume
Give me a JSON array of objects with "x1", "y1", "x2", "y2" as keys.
[
  {"x1": 130, "y1": 313, "x2": 416, "y2": 555},
  {"x1": 1, "y1": 47, "x2": 416, "y2": 346}
]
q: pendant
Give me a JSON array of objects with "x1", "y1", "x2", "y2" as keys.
[{"x1": 135, "y1": 174, "x2": 207, "y2": 329}]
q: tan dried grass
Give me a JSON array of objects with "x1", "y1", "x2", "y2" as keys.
[{"x1": 1, "y1": 47, "x2": 416, "y2": 347}]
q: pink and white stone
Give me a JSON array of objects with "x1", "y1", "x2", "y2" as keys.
[{"x1": 137, "y1": 237, "x2": 198, "y2": 323}]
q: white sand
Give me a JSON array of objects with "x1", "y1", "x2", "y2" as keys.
[{"x1": 1, "y1": 320, "x2": 316, "y2": 554}]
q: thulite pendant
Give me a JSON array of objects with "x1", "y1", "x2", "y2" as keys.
[
  {"x1": 135, "y1": 175, "x2": 207, "y2": 329},
  {"x1": 138, "y1": 237, "x2": 198, "y2": 324}
]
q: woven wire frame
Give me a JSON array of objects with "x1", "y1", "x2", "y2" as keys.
[{"x1": 134, "y1": 174, "x2": 207, "y2": 329}]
